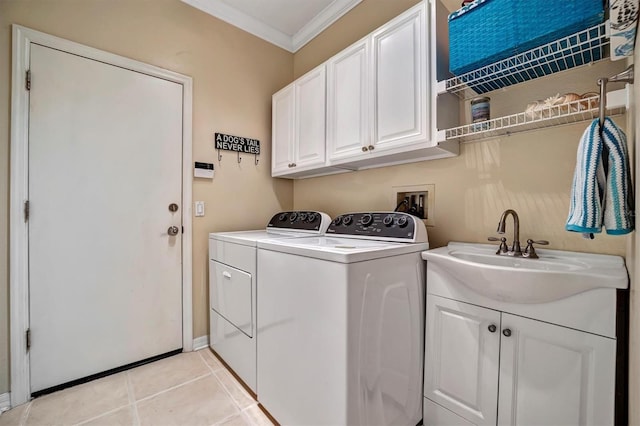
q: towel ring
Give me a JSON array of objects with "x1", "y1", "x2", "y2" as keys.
[{"x1": 597, "y1": 64, "x2": 634, "y2": 127}]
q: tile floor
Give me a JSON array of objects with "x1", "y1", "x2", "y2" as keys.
[{"x1": 0, "y1": 349, "x2": 274, "y2": 426}]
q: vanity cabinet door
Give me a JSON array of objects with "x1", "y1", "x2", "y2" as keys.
[
  {"x1": 425, "y1": 295, "x2": 501, "y2": 426},
  {"x1": 497, "y1": 313, "x2": 616, "y2": 426},
  {"x1": 371, "y1": 3, "x2": 428, "y2": 152}
]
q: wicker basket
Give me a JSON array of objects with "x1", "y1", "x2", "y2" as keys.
[{"x1": 449, "y1": 0, "x2": 605, "y2": 76}]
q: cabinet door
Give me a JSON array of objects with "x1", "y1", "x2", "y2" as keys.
[
  {"x1": 498, "y1": 314, "x2": 616, "y2": 426},
  {"x1": 294, "y1": 65, "x2": 326, "y2": 169},
  {"x1": 372, "y1": 3, "x2": 428, "y2": 151},
  {"x1": 326, "y1": 39, "x2": 370, "y2": 162},
  {"x1": 425, "y1": 295, "x2": 501, "y2": 426},
  {"x1": 271, "y1": 84, "x2": 295, "y2": 175}
]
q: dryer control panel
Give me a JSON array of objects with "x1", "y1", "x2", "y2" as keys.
[
  {"x1": 266, "y1": 211, "x2": 331, "y2": 233},
  {"x1": 326, "y1": 212, "x2": 428, "y2": 243}
]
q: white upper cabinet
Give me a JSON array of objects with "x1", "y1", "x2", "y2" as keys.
[
  {"x1": 372, "y1": 4, "x2": 427, "y2": 150},
  {"x1": 295, "y1": 66, "x2": 327, "y2": 169},
  {"x1": 327, "y1": 3, "x2": 434, "y2": 166},
  {"x1": 326, "y1": 39, "x2": 371, "y2": 161},
  {"x1": 271, "y1": 85, "x2": 295, "y2": 175},
  {"x1": 272, "y1": 1, "x2": 459, "y2": 179},
  {"x1": 272, "y1": 65, "x2": 328, "y2": 177}
]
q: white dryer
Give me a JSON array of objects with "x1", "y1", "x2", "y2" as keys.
[
  {"x1": 257, "y1": 212, "x2": 429, "y2": 425},
  {"x1": 208, "y1": 211, "x2": 331, "y2": 393}
]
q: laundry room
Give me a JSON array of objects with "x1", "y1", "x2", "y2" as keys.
[{"x1": 0, "y1": 0, "x2": 638, "y2": 425}]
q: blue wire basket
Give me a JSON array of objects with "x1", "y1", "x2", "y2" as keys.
[{"x1": 449, "y1": 0, "x2": 606, "y2": 77}]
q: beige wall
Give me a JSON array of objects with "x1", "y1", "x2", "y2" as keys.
[
  {"x1": 0, "y1": 0, "x2": 294, "y2": 394},
  {"x1": 292, "y1": 0, "x2": 628, "y2": 257},
  {"x1": 0, "y1": 0, "x2": 633, "y2": 406},
  {"x1": 294, "y1": 0, "x2": 421, "y2": 78}
]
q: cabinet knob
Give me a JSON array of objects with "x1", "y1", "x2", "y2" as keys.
[
  {"x1": 368, "y1": 145, "x2": 375, "y2": 150},
  {"x1": 488, "y1": 324, "x2": 497, "y2": 333},
  {"x1": 362, "y1": 146, "x2": 369, "y2": 152},
  {"x1": 291, "y1": 163, "x2": 296, "y2": 167},
  {"x1": 502, "y1": 328, "x2": 512, "y2": 337}
]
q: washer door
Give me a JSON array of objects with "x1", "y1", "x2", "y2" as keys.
[{"x1": 210, "y1": 260, "x2": 253, "y2": 337}]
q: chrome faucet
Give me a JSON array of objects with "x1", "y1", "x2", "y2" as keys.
[{"x1": 497, "y1": 209, "x2": 522, "y2": 256}]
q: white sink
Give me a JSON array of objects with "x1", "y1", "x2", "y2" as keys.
[{"x1": 422, "y1": 242, "x2": 628, "y2": 304}]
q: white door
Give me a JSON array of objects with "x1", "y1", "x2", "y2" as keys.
[
  {"x1": 271, "y1": 84, "x2": 295, "y2": 176},
  {"x1": 498, "y1": 313, "x2": 617, "y2": 426},
  {"x1": 294, "y1": 65, "x2": 327, "y2": 169},
  {"x1": 28, "y1": 44, "x2": 183, "y2": 393},
  {"x1": 326, "y1": 39, "x2": 370, "y2": 162},
  {"x1": 424, "y1": 295, "x2": 501, "y2": 426},
  {"x1": 372, "y1": 3, "x2": 427, "y2": 151}
]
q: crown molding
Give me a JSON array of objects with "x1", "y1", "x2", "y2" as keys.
[
  {"x1": 181, "y1": 0, "x2": 361, "y2": 53},
  {"x1": 292, "y1": 0, "x2": 362, "y2": 51}
]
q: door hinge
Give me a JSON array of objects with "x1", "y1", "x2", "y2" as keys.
[
  {"x1": 25, "y1": 70, "x2": 31, "y2": 91},
  {"x1": 182, "y1": 226, "x2": 184, "y2": 233},
  {"x1": 26, "y1": 329, "x2": 31, "y2": 351},
  {"x1": 24, "y1": 200, "x2": 30, "y2": 222}
]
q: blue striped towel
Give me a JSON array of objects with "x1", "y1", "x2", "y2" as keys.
[{"x1": 566, "y1": 117, "x2": 634, "y2": 235}]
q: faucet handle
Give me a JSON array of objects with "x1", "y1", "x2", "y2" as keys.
[
  {"x1": 488, "y1": 236, "x2": 509, "y2": 255},
  {"x1": 523, "y1": 239, "x2": 549, "y2": 259}
]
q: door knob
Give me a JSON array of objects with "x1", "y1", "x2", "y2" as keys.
[{"x1": 167, "y1": 226, "x2": 179, "y2": 236}]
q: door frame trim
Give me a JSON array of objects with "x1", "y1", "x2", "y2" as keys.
[{"x1": 9, "y1": 25, "x2": 194, "y2": 407}]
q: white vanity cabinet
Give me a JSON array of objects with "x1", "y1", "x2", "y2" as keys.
[
  {"x1": 272, "y1": 65, "x2": 330, "y2": 177},
  {"x1": 424, "y1": 294, "x2": 616, "y2": 426},
  {"x1": 327, "y1": 3, "x2": 429, "y2": 166}
]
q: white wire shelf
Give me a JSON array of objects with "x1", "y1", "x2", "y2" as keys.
[
  {"x1": 438, "y1": 89, "x2": 628, "y2": 143},
  {"x1": 437, "y1": 23, "x2": 610, "y2": 99}
]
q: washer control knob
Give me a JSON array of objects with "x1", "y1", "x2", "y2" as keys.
[
  {"x1": 397, "y1": 216, "x2": 409, "y2": 228},
  {"x1": 383, "y1": 215, "x2": 394, "y2": 226},
  {"x1": 307, "y1": 213, "x2": 317, "y2": 222},
  {"x1": 343, "y1": 215, "x2": 353, "y2": 226},
  {"x1": 361, "y1": 214, "x2": 373, "y2": 227},
  {"x1": 332, "y1": 216, "x2": 342, "y2": 226},
  {"x1": 278, "y1": 213, "x2": 288, "y2": 221},
  {"x1": 299, "y1": 212, "x2": 308, "y2": 221},
  {"x1": 289, "y1": 212, "x2": 298, "y2": 222}
]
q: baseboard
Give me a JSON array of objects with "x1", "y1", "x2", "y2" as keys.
[
  {"x1": 193, "y1": 335, "x2": 209, "y2": 351},
  {"x1": 0, "y1": 392, "x2": 11, "y2": 412}
]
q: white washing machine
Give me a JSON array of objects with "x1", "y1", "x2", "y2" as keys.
[
  {"x1": 256, "y1": 212, "x2": 429, "y2": 425},
  {"x1": 208, "y1": 211, "x2": 331, "y2": 393}
]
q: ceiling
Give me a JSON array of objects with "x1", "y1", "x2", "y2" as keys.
[
  {"x1": 181, "y1": 0, "x2": 363, "y2": 52},
  {"x1": 181, "y1": 0, "x2": 462, "y2": 53}
]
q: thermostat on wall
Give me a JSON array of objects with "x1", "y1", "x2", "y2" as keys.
[{"x1": 194, "y1": 162, "x2": 214, "y2": 179}]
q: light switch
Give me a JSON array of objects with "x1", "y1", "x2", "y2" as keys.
[{"x1": 195, "y1": 201, "x2": 205, "y2": 217}]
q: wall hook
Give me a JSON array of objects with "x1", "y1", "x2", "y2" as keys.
[
  {"x1": 237, "y1": 151, "x2": 242, "y2": 163},
  {"x1": 255, "y1": 154, "x2": 259, "y2": 166},
  {"x1": 217, "y1": 149, "x2": 222, "y2": 162},
  {"x1": 597, "y1": 64, "x2": 634, "y2": 126}
]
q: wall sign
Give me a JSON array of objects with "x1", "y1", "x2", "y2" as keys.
[{"x1": 215, "y1": 133, "x2": 260, "y2": 154}]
